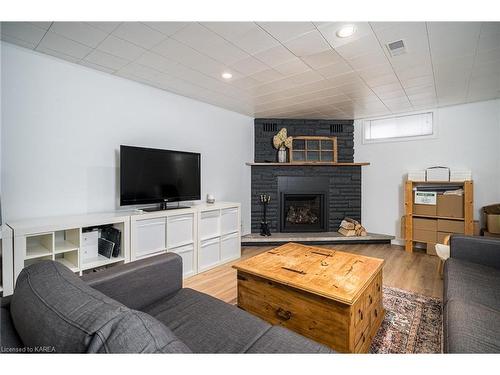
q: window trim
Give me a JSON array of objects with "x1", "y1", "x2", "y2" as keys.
[{"x1": 362, "y1": 109, "x2": 438, "y2": 144}]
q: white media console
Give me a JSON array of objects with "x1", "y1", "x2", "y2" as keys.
[{"x1": 1, "y1": 201, "x2": 241, "y2": 296}]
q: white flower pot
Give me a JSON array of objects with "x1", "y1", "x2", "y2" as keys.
[{"x1": 278, "y1": 147, "x2": 287, "y2": 163}]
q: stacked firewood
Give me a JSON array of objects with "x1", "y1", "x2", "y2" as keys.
[{"x1": 338, "y1": 217, "x2": 367, "y2": 237}]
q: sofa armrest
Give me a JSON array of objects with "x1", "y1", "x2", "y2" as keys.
[
  {"x1": 81, "y1": 253, "x2": 183, "y2": 310},
  {"x1": 450, "y1": 235, "x2": 500, "y2": 270}
]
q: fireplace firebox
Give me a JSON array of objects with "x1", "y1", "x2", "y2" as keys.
[
  {"x1": 278, "y1": 176, "x2": 329, "y2": 233},
  {"x1": 281, "y1": 194, "x2": 326, "y2": 232}
]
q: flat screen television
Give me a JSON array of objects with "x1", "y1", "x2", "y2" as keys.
[{"x1": 120, "y1": 145, "x2": 201, "y2": 209}]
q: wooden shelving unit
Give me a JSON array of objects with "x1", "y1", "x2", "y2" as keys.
[{"x1": 404, "y1": 180, "x2": 473, "y2": 253}]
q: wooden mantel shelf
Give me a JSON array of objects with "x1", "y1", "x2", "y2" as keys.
[{"x1": 246, "y1": 162, "x2": 370, "y2": 166}]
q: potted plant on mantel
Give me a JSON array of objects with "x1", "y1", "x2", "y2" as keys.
[{"x1": 273, "y1": 128, "x2": 293, "y2": 163}]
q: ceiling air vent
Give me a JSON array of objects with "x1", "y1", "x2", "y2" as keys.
[{"x1": 386, "y1": 39, "x2": 406, "y2": 57}]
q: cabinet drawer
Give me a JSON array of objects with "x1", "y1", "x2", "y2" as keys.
[
  {"x1": 200, "y1": 210, "x2": 220, "y2": 240},
  {"x1": 135, "y1": 218, "x2": 166, "y2": 257},
  {"x1": 221, "y1": 208, "x2": 239, "y2": 235},
  {"x1": 353, "y1": 296, "x2": 368, "y2": 329},
  {"x1": 370, "y1": 302, "x2": 383, "y2": 327},
  {"x1": 169, "y1": 243, "x2": 195, "y2": 277},
  {"x1": 354, "y1": 323, "x2": 370, "y2": 353},
  {"x1": 220, "y1": 232, "x2": 240, "y2": 262},
  {"x1": 199, "y1": 237, "x2": 220, "y2": 271},
  {"x1": 167, "y1": 213, "x2": 194, "y2": 248}
]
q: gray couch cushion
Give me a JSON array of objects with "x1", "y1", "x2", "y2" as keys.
[
  {"x1": 1, "y1": 297, "x2": 24, "y2": 351},
  {"x1": 444, "y1": 299, "x2": 500, "y2": 353},
  {"x1": 143, "y1": 288, "x2": 272, "y2": 353},
  {"x1": 245, "y1": 326, "x2": 334, "y2": 353},
  {"x1": 444, "y1": 258, "x2": 500, "y2": 310},
  {"x1": 11, "y1": 261, "x2": 190, "y2": 353}
]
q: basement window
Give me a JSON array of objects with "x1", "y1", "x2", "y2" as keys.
[{"x1": 363, "y1": 112, "x2": 434, "y2": 143}]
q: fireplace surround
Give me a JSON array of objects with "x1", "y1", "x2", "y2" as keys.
[{"x1": 251, "y1": 118, "x2": 362, "y2": 234}]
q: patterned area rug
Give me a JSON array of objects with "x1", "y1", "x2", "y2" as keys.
[{"x1": 370, "y1": 286, "x2": 442, "y2": 353}]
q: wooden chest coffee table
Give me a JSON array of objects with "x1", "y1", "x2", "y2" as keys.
[{"x1": 233, "y1": 242, "x2": 384, "y2": 353}]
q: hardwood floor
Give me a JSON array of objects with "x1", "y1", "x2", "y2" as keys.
[{"x1": 183, "y1": 243, "x2": 443, "y2": 305}]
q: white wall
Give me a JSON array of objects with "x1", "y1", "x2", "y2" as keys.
[
  {"x1": 354, "y1": 99, "x2": 500, "y2": 242},
  {"x1": 1, "y1": 43, "x2": 254, "y2": 233}
]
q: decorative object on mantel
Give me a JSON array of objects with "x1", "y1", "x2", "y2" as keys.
[
  {"x1": 206, "y1": 193, "x2": 215, "y2": 204},
  {"x1": 259, "y1": 194, "x2": 271, "y2": 236},
  {"x1": 338, "y1": 217, "x2": 367, "y2": 237},
  {"x1": 272, "y1": 128, "x2": 293, "y2": 163},
  {"x1": 290, "y1": 136, "x2": 338, "y2": 164}
]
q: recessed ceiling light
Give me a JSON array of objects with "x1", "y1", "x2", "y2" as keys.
[
  {"x1": 221, "y1": 72, "x2": 233, "y2": 80},
  {"x1": 336, "y1": 25, "x2": 356, "y2": 38}
]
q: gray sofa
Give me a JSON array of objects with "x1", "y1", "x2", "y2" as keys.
[
  {"x1": 444, "y1": 235, "x2": 500, "y2": 353},
  {"x1": 0, "y1": 253, "x2": 332, "y2": 353}
]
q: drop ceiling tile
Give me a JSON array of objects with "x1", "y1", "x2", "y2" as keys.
[
  {"x1": 134, "y1": 51, "x2": 179, "y2": 74},
  {"x1": 83, "y1": 49, "x2": 129, "y2": 71},
  {"x1": 50, "y1": 22, "x2": 108, "y2": 48},
  {"x1": 230, "y1": 76, "x2": 261, "y2": 90},
  {"x1": 112, "y1": 22, "x2": 167, "y2": 49},
  {"x1": 253, "y1": 45, "x2": 296, "y2": 66},
  {"x1": 273, "y1": 58, "x2": 311, "y2": 75},
  {"x1": 0, "y1": 34, "x2": 37, "y2": 49},
  {"x1": 143, "y1": 22, "x2": 189, "y2": 36},
  {"x1": 0, "y1": 22, "x2": 47, "y2": 48},
  {"x1": 326, "y1": 71, "x2": 364, "y2": 87},
  {"x1": 117, "y1": 62, "x2": 161, "y2": 82},
  {"x1": 172, "y1": 23, "x2": 249, "y2": 65},
  {"x1": 371, "y1": 82, "x2": 404, "y2": 94},
  {"x1": 257, "y1": 22, "x2": 316, "y2": 43},
  {"x1": 347, "y1": 49, "x2": 388, "y2": 70},
  {"x1": 231, "y1": 55, "x2": 268, "y2": 75},
  {"x1": 316, "y1": 60, "x2": 353, "y2": 79},
  {"x1": 98, "y1": 35, "x2": 145, "y2": 60},
  {"x1": 401, "y1": 75, "x2": 435, "y2": 88},
  {"x1": 334, "y1": 33, "x2": 381, "y2": 60},
  {"x1": 216, "y1": 24, "x2": 280, "y2": 54},
  {"x1": 428, "y1": 22, "x2": 482, "y2": 62},
  {"x1": 37, "y1": 31, "x2": 92, "y2": 59},
  {"x1": 78, "y1": 59, "x2": 115, "y2": 74},
  {"x1": 284, "y1": 30, "x2": 331, "y2": 57},
  {"x1": 300, "y1": 49, "x2": 344, "y2": 69},
  {"x1": 29, "y1": 22, "x2": 52, "y2": 30},
  {"x1": 85, "y1": 22, "x2": 121, "y2": 33},
  {"x1": 363, "y1": 73, "x2": 400, "y2": 87},
  {"x1": 36, "y1": 45, "x2": 82, "y2": 63},
  {"x1": 249, "y1": 68, "x2": 284, "y2": 83}
]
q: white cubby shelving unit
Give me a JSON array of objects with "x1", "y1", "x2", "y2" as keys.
[
  {"x1": 1, "y1": 225, "x2": 15, "y2": 296},
  {"x1": 130, "y1": 202, "x2": 241, "y2": 278},
  {"x1": 10, "y1": 212, "x2": 131, "y2": 286},
  {"x1": 4, "y1": 202, "x2": 241, "y2": 296}
]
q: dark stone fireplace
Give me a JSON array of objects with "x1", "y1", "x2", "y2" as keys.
[{"x1": 251, "y1": 118, "x2": 361, "y2": 234}]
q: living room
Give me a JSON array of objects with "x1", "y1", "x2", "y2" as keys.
[{"x1": 1, "y1": 0, "x2": 499, "y2": 372}]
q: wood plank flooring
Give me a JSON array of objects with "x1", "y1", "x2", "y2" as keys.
[{"x1": 183, "y1": 244, "x2": 443, "y2": 305}]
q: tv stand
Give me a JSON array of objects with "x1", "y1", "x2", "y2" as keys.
[{"x1": 142, "y1": 202, "x2": 190, "y2": 212}]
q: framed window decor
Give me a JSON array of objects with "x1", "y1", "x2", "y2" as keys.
[{"x1": 289, "y1": 136, "x2": 338, "y2": 164}]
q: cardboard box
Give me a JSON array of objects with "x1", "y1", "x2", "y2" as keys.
[
  {"x1": 426, "y1": 242, "x2": 437, "y2": 256},
  {"x1": 474, "y1": 220, "x2": 480, "y2": 236},
  {"x1": 437, "y1": 194, "x2": 464, "y2": 218},
  {"x1": 437, "y1": 231, "x2": 452, "y2": 244},
  {"x1": 437, "y1": 219, "x2": 464, "y2": 233},
  {"x1": 486, "y1": 214, "x2": 500, "y2": 234},
  {"x1": 413, "y1": 229, "x2": 437, "y2": 243},
  {"x1": 483, "y1": 230, "x2": 500, "y2": 239},
  {"x1": 413, "y1": 218, "x2": 437, "y2": 231},
  {"x1": 426, "y1": 167, "x2": 450, "y2": 182},
  {"x1": 414, "y1": 204, "x2": 437, "y2": 216}
]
